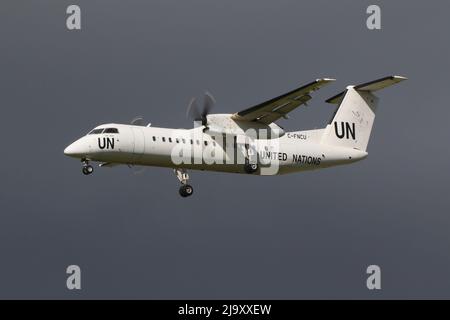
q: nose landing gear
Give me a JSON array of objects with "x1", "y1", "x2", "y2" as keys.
[
  {"x1": 174, "y1": 168, "x2": 193, "y2": 197},
  {"x1": 82, "y1": 159, "x2": 94, "y2": 175}
]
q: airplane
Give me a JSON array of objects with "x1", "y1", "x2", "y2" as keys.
[{"x1": 64, "y1": 75, "x2": 406, "y2": 197}]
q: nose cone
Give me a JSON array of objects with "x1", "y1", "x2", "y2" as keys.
[
  {"x1": 64, "y1": 139, "x2": 89, "y2": 158},
  {"x1": 63, "y1": 143, "x2": 76, "y2": 156}
]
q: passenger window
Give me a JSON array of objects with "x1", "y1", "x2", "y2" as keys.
[
  {"x1": 104, "y1": 128, "x2": 119, "y2": 134},
  {"x1": 162, "y1": 137, "x2": 166, "y2": 142},
  {"x1": 190, "y1": 139, "x2": 193, "y2": 145},
  {"x1": 204, "y1": 141, "x2": 208, "y2": 146},
  {"x1": 169, "y1": 138, "x2": 172, "y2": 143},
  {"x1": 196, "y1": 140, "x2": 200, "y2": 145},
  {"x1": 176, "y1": 138, "x2": 179, "y2": 143},
  {"x1": 182, "y1": 139, "x2": 186, "y2": 144},
  {"x1": 152, "y1": 136, "x2": 156, "y2": 141}
]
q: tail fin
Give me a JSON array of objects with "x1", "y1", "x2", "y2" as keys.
[{"x1": 321, "y1": 76, "x2": 407, "y2": 151}]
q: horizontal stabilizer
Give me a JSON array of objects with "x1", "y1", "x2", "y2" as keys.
[{"x1": 326, "y1": 76, "x2": 407, "y2": 104}]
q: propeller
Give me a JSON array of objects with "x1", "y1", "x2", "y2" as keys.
[
  {"x1": 131, "y1": 116, "x2": 145, "y2": 126},
  {"x1": 186, "y1": 91, "x2": 216, "y2": 127}
]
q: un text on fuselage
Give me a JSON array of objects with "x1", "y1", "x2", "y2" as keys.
[{"x1": 98, "y1": 137, "x2": 115, "y2": 150}]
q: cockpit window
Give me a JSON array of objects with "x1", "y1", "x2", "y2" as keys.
[
  {"x1": 88, "y1": 128, "x2": 104, "y2": 135},
  {"x1": 104, "y1": 128, "x2": 119, "y2": 134}
]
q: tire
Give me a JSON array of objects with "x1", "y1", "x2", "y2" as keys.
[
  {"x1": 179, "y1": 184, "x2": 194, "y2": 197},
  {"x1": 82, "y1": 165, "x2": 93, "y2": 175},
  {"x1": 244, "y1": 162, "x2": 258, "y2": 174}
]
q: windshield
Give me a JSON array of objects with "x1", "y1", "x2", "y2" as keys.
[
  {"x1": 103, "y1": 128, "x2": 119, "y2": 133},
  {"x1": 88, "y1": 128, "x2": 104, "y2": 135}
]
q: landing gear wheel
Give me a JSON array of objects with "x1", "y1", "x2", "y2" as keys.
[
  {"x1": 179, "y1": 184, "x2": 194, "y2": 197},
  {"x1": 82, "y1": 165, "x2": 94, "y2": 175},
  {"x1": 174, "y1": 168, "x2": 193, "y2": 198},
  {"x1": 244, "y1": 162, "x2": 258, "y2": 174}
]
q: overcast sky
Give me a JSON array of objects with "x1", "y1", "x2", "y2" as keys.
[{"x1": 0, "y1": 0, "x2": 449, "y2": 298}]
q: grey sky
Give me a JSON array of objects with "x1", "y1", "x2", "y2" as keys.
[{"x1": 0, "y1": 0, "x2": 449, "y2": 298}]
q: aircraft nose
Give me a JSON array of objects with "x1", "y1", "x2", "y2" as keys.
[
  {"x1": 64, "y1": 139, "x2": 88, "y2": 157},
  {"x1": 64, "y1": 144, "x2": 75, "y2": 156}
]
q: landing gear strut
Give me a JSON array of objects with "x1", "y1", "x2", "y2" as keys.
[
  {"x1": 82, "y1": 159, "x2": 94, "y2": 175},
  {"x1": 174, "y1": 168, "x2": 193, "y2": 197},
  {"x1": 243, "y1": 143, "x2": 258, "y2": 174}
]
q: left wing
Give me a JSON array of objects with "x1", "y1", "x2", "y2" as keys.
[{"x1": 231, "y1": 78, "x2": 335, "y2": 125}]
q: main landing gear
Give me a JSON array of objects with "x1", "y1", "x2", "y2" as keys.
[
  {"x1": 243, "y1": 143, "x2": 258, "y2": 174},
  {"x1": 174, "y1": 168, "x2": 194, "y2": 198},
  {"x1": 82, "y1": 159, "x2": 94, "y2": 175}
]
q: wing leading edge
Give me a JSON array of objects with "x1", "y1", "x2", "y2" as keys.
[{"x1": 232, "y1": 78, "x2": 335, "y2": 125}]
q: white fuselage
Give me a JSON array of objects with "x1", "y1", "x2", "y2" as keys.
[{"x1": 64, "y1": 122, "x2": 368, "y2": 175}]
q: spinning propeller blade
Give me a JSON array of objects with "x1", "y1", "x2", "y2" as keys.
[{"x1": 186, "y1": 92, "x2": 216, "y2": 126}]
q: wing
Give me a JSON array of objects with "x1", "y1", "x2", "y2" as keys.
[{"x1": 231, "y1": 78, "x2": 335, "y2": 124}]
